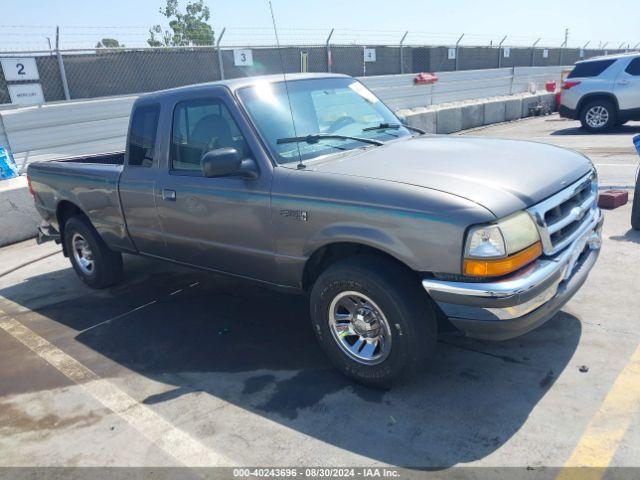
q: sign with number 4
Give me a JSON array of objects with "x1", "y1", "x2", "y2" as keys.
[
  {"x1": 233, "y1": 49, "x2": 253, "y2": 67},
  {"x1": 1, "y1": 57, "x2": 40, "y2": 81}
]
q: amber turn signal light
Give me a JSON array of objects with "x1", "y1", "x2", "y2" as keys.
[{"x1": 463, "y1": 242, "x2": 542, "y2": 277}]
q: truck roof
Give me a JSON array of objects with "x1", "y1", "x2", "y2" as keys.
[{"x1": 136, "y1": 72, "x2": 351, "y2": 101}]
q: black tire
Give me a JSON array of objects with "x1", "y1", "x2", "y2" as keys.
[
  {"x1": 580, "y1": 99, "x2": 617, "y2": 132},
  {"x1": 310, "y1": 255, "x2": 437, "y2": 388},
  {"x1": 64, "y1": 215, "x2": 123, "y2": 288},
  {"x1": 632, "y1": 172, "x2": 640, "y2": 231}
]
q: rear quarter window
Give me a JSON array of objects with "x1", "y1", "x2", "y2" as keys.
[
  {"x1": 128, "y1": 104, "x2": 160, "y2": 167},
  {"x1": 625, "y1": 58, "x2": 640, "y2": 76},
  {"x1": 568, "y1": 59, "x2": 616, "y2": 78}
]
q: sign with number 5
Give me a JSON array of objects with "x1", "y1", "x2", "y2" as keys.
[
  {"x1": 233, "y1": 49, "x2": 253, "y2": 67},
  {"x1": 1, "y1": 57, "x2": 40, "y2": 81}
]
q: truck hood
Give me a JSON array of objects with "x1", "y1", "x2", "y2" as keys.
[{"x1": 310, "y1": 136, "x2": 593, "y2": 218}]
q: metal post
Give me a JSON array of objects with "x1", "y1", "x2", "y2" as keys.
[
  {"x1": 399, "y1": 31, "x2": 408, "y2": 74},
  {"x1": 55, "y1": 26, "x2": 70, "y2": 101},
  {"x1": 531, "y1": 38, "x2": 541, "y2": 66},
  {"x1": 559, "y1": 27, "x2": 569, "y2": 65},
  {"x1": 498, "y1": 35, "x2": 507, "y2": 68},
  {"x1": 602, "y1": 42, "x2": 609, "y2": 55},
  {"x1": 216, "y1": 27, "x2": 226, "y2": 80},
  {"x1": 633, "y1": 42, "x2": 640, "y2": 50},
  {"x1": 454, "y1": 33, "x2": 464, "y2": 71},
  {"x1": 325, "y1": 28, "x2": 334, "y2": 73},
  {"x1": 581, "y1": 41, "x2": 590, "y2": 59}
]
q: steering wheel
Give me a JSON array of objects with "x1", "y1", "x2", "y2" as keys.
[{"x1": 327, "y1": 116, "x2": 356, "y2": 133}]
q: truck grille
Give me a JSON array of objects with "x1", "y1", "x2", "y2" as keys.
[{"x1": 527, "y1": 171, "x2": 598, "y2": 256}]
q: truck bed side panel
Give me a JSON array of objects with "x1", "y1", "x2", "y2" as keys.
[{"x1": 28, "y1": 161, "x2": 135, "y2": 253}]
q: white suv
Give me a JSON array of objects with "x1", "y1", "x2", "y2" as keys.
[{"x1": 560, "y1": 53, "x2": 640, "y2": 132}]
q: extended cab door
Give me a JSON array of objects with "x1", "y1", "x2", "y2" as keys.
[
  {"x1": 119, "y1": 102, "x2": 170, "y2": 258},
  {"x1": 614, "y1": 57, "x2": 640, "y2": 112},
  {"x1": 155, "y1": 89, "x2": 275, "y2": 282}
]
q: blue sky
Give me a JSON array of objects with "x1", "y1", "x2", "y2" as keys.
[{"x1": 1, "y1": 0, "x2": 638, "y2": 50}]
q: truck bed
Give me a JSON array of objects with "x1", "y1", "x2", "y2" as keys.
[
  {"x1": 27, "y1": 152, "x2": 128, "y2": 251},
  {"x1": 58, "y1": 151, "x2": 125, "y2": 165}
]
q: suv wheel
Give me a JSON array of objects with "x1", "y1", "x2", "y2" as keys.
[
  {"x1": 64, "y1": 216, "x2": 123, "y2": 288},
  {"x1": 310, "y1": 255, "x2": 437, "y2": 388},
  {"x1": 580, "y1": 99, "x2": 616, "y2": 132},
  {"x1": 632, "y1": 172, "x2": 640, "y2": 231}
]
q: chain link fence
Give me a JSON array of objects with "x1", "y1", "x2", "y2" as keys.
[{"x1": 0, "y1": 25, "x2": 635, "y2": 104}]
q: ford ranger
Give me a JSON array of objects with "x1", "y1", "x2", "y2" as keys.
[{"x1": 27, "y1": 73, "x2": 603, "y2": 387}]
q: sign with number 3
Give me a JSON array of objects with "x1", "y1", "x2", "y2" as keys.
[
  {"x1": 1, "y1": 57, "x2": 40, "y2": 81},
  {"x1": 233, "y1": 49, "x2": 253, "y2": 67}
]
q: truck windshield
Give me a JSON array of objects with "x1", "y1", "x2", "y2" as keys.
[{"x1": 237, "y1": 77, "x2": 411, "y2": 165}]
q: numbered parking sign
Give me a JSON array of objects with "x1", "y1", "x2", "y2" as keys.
[
  {"x1": 448, "y1": 48, "x2": 456, "y2": 60},
  {"x1": 1, "y1": 57, "x2": 39, "y2": 81},
  {"x1": 364, "y1": 48, "x2": 376, "y2": 63},
  {"x1": 503, "y1": 47, "x2": 511, "y2": 58},
  {"x1": 542, "y1": 49, "x2": 549, "y2": 59},
  {"x1": 233, "y1": 49, "x2": 253, "y2": 67}
]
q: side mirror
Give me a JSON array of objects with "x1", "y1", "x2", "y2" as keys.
[{"x1": 201, "y1": 147, "x2": 242, "y2": 178}]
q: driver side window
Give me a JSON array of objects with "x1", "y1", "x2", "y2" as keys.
[{"x1": 171, "y1": 98, "x2": 249, "y2": 172}]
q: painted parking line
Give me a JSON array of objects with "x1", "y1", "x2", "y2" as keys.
[
  {"x1": 557, "y1": 343, "x2": 640, "y2": 480},
  {"x1": 0, "y1": 308, "x2": 232, "y2": 467}
]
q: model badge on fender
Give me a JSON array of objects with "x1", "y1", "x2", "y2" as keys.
[{"x1": 281, "y1": 209, "x2": 308, "y2": 221}]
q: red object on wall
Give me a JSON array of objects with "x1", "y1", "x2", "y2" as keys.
[
  {"x1": 598, "y1": 190, "x2": 628, "y2": 209},
  {"x1": 545, "y1": 81, "x2": 557, "y2": 92},
  {"x1": 414, "y1": 73, "x2": 438, "y2": 85}
]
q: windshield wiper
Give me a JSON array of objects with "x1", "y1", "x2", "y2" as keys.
[
  {"x1": 276, "y1": 133, "x2": 384, "y2": 147},
  {"x1": 362, "y1": 122, "x2": 426, "y2": 134}
]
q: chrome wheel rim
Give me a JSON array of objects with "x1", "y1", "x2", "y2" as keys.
[
  {"x1": 585, "y1": 106, "x2": 609, "y2": 128},
  {"x1": 71, "y1": 233, "x2": 95, "y2": 276},
  {"x1": 328, "y1": 291, "x2": 392, "y2": 365}
]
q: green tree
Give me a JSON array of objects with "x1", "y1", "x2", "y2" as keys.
[
  {"x1": 95, "y1": 38, "x2": 124, "y2": 48},
  {"x1": 148, "y1": 0, "x2": 214, "y2": 47}
]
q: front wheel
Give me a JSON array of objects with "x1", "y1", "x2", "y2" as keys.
[
  {"x1": 580, "y1": 99, "x2": 616, "y2": 132},
  {"x1": 64, "y1": 216, "x2": 123, "y2": 288},
  {"x1": 310, "y1": 255, "x2": 437, "y2": 388}
]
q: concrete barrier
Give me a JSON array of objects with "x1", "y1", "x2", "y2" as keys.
[
  {"x1": 505, "y1": 98, "x2": 523, "y2": 121},
  {"x1": 435, "y1": 106, "x2": 463, "y2": 134},
  {"x1": 483, "y1": 99, "x2": 507, "y2": 125},
  {"x1": 0, "y1": 176, "x2": 40, "y2": 247},
  {"x1": 461, "y1": 103, "x2": 484, "y2": 130}
]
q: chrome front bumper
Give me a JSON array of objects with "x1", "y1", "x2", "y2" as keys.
[{"x1": 422, "y1": 209, "x2": 603, "y2": 340}]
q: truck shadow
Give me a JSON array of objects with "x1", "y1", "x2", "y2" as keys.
[
  {"x1": 0, "y1": 255, "x2": 582, "y2": 469},
  {"x1": 550, "y1": 124, "x2": 640, "y2": 136}
]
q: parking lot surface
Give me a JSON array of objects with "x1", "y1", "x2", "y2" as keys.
[
  {"x1": 461, "y1": 114, "x2": 640, "y2": 188},
  {"x1": 1, "y1": 116, "x2": 639, "y2": 471}
]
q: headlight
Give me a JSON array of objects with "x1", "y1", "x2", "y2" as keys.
[{"x1": 464, "y1": 211, "x2": 541, "y2": 277}]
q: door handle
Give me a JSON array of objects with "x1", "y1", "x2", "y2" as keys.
[
  {"x1": 162, "y1": 189, "x2": 176, "y2": 201},
  {"x1": 617, "y1": 80, "x2": 630, "y2": 85}
]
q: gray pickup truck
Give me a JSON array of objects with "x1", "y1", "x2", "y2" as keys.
[{"x1": 28, "y1": 73, "x2": 603, "y2": 387}]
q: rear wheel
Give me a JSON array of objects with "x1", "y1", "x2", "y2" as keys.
[
  {"x1": 310, "y1": 255, "x2": 437, "y2": 388},
  {"x1": 64, "y1": 216, "x2": 123, "y2": 288},
  {"x1": 580, "y1": 99, "x2": 616, "y2": 132}
]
